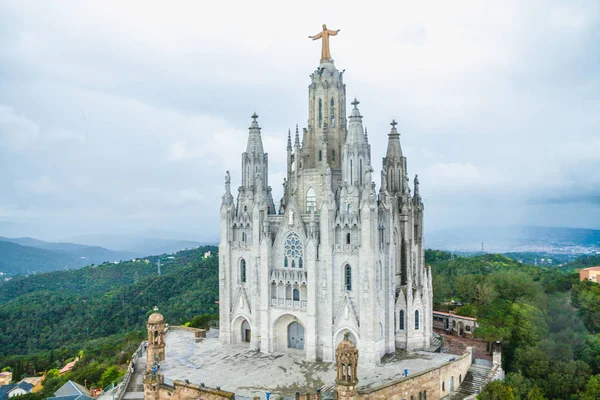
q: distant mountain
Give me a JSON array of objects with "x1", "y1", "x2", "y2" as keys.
[
  {"x1": 426, "y1": 225, "x2": 600, "y2": 255},
  {"x1": 0, "y1": 237, "x2": 137, "y2": 276},
  {"x1": 63, "y1": 234, "x2": 203, "y2": 255}
]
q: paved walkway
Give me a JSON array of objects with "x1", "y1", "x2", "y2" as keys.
[
  {"x1": 122, "y1": 352, "x2": 146, "y2": 400},
  {"x1": 159, "y1": 329, "x2": 453, "y2": 399}
]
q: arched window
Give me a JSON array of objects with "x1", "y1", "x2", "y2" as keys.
[
  {"x1": 306, "y1": 187, "x2": 316, "y2": 212},
  {"x1": 346, "y1": 232, "x2": 351, "y2": 244},
  {"x1": 299, "y1": 257, "x2": 303, "y2": 269},
  {"x1": 284, "y1": 232, "x2": 304, "y2": 270},
  {"x1": 284, "y1": 257, "x2": 288, "y2": 268},
  {"x1": 330, "y1": 98, "x2": 335, "y2": 128},
  {"x1": 240, "y1": 259, "x2": 247, "y2": 283},
  {"x1": 442, "y1": 382, "x2": 445, "y2": 392},
  {"x1": 242, "y1": 232, "x2": 246, "y2": 242},
  {"x1": 154, "y1": 330, "x2": 158, "y2": 345},
  {"x1": 271, "y1": 282, "x2": 277, "y2": 299},
  {"x1": 244, "y1": 205, "x2": 247, "y2": 212},
  {"x1": 318, "y1": 99, "x2": 323, "y2": 128},
  {"x1": 419, "y1": 393, "x2": 422, "y2": 400},
  {"x1": 415, "y1": 310, "x2": 420, "y2": 330},
  {"x1": 319, "y1": 150, "x2": 322, "y2": 161},
  {"x1": 293, "y1": 288, "x2": 300, "y2": 301},
  {"x1": 332, "y1": 149, "x2": 335, "y2": 161},
  {"x1": 399, "y1": 310, "x2": 405, "y2": 330},
  {"x1": 424, "y1": 391, "x2": 427, "y2": 400},
  {"x1": 345, "y1": 264, "x2": 352, "y2": 291},
  {"x1": 459, "y1": 374, "x2": 462, "y2": 383}
]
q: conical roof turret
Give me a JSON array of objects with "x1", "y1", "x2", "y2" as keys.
[
  {"x1": 246, "y1": 113, "x2": 264, "y2": 154},
  {"x1": 346, "y1": 98, "x2": 366, "y2": 145},
  {"x1": 385, "y1": 119, "x2": 403, "y2": 160}
]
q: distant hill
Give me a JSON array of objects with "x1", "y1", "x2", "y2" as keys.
[
  {"x1": 426, "y1": 225, "x2": 600, "y2": 255},
  {"x1": 0, "y1": 237, "x2": 136, "y2": 276},
  {"x1": 63, "y1": 233, "x2": 203, "y2": 255},
  {"x1": 0, "y1": 245, "x2": 219, "y2": 357}
]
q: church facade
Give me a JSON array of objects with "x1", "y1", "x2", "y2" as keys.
[{"x1": 219, "y1": 37, "x2": 432, "y2": 365}]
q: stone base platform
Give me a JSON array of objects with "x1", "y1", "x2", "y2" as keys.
[{"x1": 158, "y1": 330, "x2": 454, "y2": 398}]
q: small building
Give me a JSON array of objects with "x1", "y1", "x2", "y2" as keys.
[
  {"x1": 579, "y1": 266, "x2": 600, "y2": 283},
  {"x1": 433, "y1": 311, "x2": 478, "y2": 338},
  {"x1": 19, "y1": 377, "x2": 43, "y2": 393},
  {"x1": 59, "y1": 357, "x2": 79, "y2": 375},
  {"x1": 0, "y1": 372, "x2": 12, "y2": 386},
  {"x1": 0, "y1": 381, "x2": 34, "y2": 400},
  {"x1": 47, "y1": 380, "x2": 94, "y2": 400}
]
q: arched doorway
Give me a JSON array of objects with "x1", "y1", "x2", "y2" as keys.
[
  {"x1": 241, "y1": 319, "x2": 251, "y2": 343},
  {"x1": 288, "y1": 322, "x2": 305, "y2": 349},
  {"x1": 458, "y1": 321, "x2": 465, "y2": 337}
]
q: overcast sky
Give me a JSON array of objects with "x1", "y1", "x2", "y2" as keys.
[{"x1": 0, "y1": 0, "x2": 599, "y2": 242}]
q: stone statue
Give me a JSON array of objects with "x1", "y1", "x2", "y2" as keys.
[
  {"x1": 225, "y1": 170, "x2": 231, "y2": 195},
  {"x1": 381, "y1": 169, "x2": 387, "y2": 192},
  {"x1": 309, "y1": 24, "x2": 340, "y2": 61}
]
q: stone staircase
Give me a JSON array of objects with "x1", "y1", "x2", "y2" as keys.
[
  {"x1": 445, "y1": 363, "x2": 491, "y2": 399},
  {"x1": 122, "y1": 353, "x2": 146, "y2": 399}
]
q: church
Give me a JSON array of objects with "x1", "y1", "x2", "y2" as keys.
[{"x1": 219, "y1": 25, "x2": 433, "y2": 366}]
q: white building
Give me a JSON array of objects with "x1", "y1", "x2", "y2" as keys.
[{"x1": 219, "y1": 47, "x2": 432, "y2": 366}]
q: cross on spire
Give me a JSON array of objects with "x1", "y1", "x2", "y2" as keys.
[
  {"x1": 153, "y1": 306, "x2": 159, "y2": 312},
  {"x1": 390, "y1": 119, "x2": 398, "y2": 128},
  {"x1": 251, "y1": 112, "x2": 259, "y2": 122},
  {"x1": 351, "y1": 98, "x2": 360, "y2": 109}
]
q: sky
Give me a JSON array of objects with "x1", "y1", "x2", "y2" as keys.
[{"x1": 0, "y1": 0, "x2": 599, "y2": 242}]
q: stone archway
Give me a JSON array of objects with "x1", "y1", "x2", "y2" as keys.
[
  {"x1": 231, "y1": 315, "x2": 252, "y2": 345},
  {"x1": 273, "y1": 314, "x2": 307, "y2": 352}
]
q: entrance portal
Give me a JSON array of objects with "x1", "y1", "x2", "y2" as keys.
[
  {"x1": 241, "y1": 319, "x2": 251, "y2": 343},
  {"x1": 287, "y1": 322, "x2": 305, "y2": 349}
]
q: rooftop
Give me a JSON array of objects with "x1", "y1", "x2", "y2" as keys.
[
  {"x1": 580, "y1": 266, "x2": 600, "y2": 271},
  {"x1": 159, "y1": 329, "x2": 454, "y2": 398}
]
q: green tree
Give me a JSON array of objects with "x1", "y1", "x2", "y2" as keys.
[
  {"x1": 582, "y1": 375, "x2": 600, "y2": 400},
  {"x1": 478, "y1": 381, "x2": 515, "y2": 400}
]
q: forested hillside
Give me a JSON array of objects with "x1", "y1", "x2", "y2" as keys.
[
  {"x1": 427, "y1": 250, "x2": 600, "y2": 399},
  {"x1": 0, "y1": 245, "x2": 218, "y2": 379}
]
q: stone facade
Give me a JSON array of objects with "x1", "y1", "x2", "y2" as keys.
[
  {"x1": 433, "y1": 311, "x2": 478, "y2": 338},
  {"x1": 143, "y1": 374, "x2": 234, "y2": 400},
  {"x1": 219, "y1": 52, "x2": 433, "y2": 366}
]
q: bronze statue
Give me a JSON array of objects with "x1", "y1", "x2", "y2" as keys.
[{"x1": 309, "y1": 24, "x2": 340, "y2": 61}]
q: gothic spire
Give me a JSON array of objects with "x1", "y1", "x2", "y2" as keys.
[
  {"x1": 294, "y1": 124, "x2": 300, "y2": 146},
  {"x1": 246, "y1": 113, "x2": 264, "y2": 155},
  {"x1": 346, "y1": 98, "x2": 365, "y2": 145},
  {"x1": 385, "y1": 119, "x2": 403, "y2": 159},
  {"x1": 287, "y1": 129, "x2": 292, "y2": 151}
]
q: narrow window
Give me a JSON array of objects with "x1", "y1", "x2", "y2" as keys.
[
  {"x1": 345, "y1": 264, "x2": 352, "y2": 290},
  {"x1": 424, "y1": 391, "x2": 427, "y2": 400},
  {"x1": 242, "y1": 232, "x2": 246, "y2": 242},
  {"x1": 415, "y1": 310, "x2": 420, "y2": 330},
  {"x1": 359, "y1": 159, "x2": 363, "y2": 185},
  {"x1": 306, "y1": 187, "x2": 317, "y2": 212},
  {"x1": 350, "y1": 159, "x2": 353, "y2": 184},
  {"x1": 330, "y1": 98, "x2": 335, "y2": 128},
  {"x1": 318, "y1": 99, "x2": 323, "y2": 128},
  {"x1": 241, "y1": 259, "x2": 247, "y2": 283},
  {"x1": 284, "y1": 256, "x2": 288, "y2": 268},
  {"x1": 332, "y1": 149, "x2": 335, "y2": 161},
  {"x1": 442, "y1": 382, "x2": 445, "y2": 392},
  {"x1": 346, "y1": 232, "x2": 351, "y2": 244},
  {"x1": 419, "y1": 393, "x2": 422, "y2": 400},
  {"x1": 459, "y1": 374, "x2": 462, "y2": 383},
  {"x1": 399, "y1": 310, "x2": 405, "y2": 330},
  {"x1": 299, "y1": 257, "x2": 303, "y2": 269},
  {"x1": 292, "y1": 260, "x2": 296, "y2": 268},
  {"x1": 319, "y1": 150, "x2": 322, "y2": 161},
  {"x1": 293, "y1": 288, "x2": 300, "y2": 301}
]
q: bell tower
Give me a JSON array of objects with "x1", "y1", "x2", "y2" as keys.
[{"x1": 146, "y1": 306, "x2": 166, "y2": 372}]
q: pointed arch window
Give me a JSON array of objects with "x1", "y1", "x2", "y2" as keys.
[
  {"x1": 306, "y1": 187, "x2": 317, "y2": 212},
  {"x1": 399, "y1": 310, "x2": 405, "y2": 330},
  {"x1": 293, "y1": 288, "x2": 300, "y2": 301},
  {"x1": 330, "y1": 98, "x2": 335, "y2": 128},
  {"x1": 318, "y1": 98, "x2": 323, "y2": 128},
  {"x1": 284, "y1": 232, "x2": 304, "y2": 269},
  {"x1": 346, "y1": 232, "x2": 351, "y2": 245},
  {"x1": 319, "y1": 150, "x2": 322, "y2": 161},
  {"x1": 332, "y1": 149, "x2": 335, "y2": 161},
  {"x1": 240, "y1": 259, "x2": 247, "y2": 283},
  {"x1": 345, "y1": 264, "x2": 352, "y2": 291},
  {"x1": 415, "y1": 310, "x2": 420, "y2": 330}
]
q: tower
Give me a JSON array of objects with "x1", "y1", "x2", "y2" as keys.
[
  {"x1": 335, "y1": 332, "x2": 359, "y2": 399},
  {"x1": 146, "y1": 307, "x2": 166, "y2": 372},
  {"x1": 219, "y1": 27, "x2": 433, "y2": 366}
]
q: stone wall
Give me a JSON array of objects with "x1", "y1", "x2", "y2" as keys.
[
  {"x1": 144, "y1": 374, "x2": 234, "y2": 400},
  {"x1": 333, "y1": 348, "x2": 472, "y2": 400}
]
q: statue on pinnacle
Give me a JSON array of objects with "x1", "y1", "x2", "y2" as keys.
[{"x1": 309, "y1": 24, "x2": 340, "y2": 62}]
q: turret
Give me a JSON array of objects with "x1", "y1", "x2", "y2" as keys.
[
  {"x1": 342, "y1": 98, "x2": 370, "y2": 188},
  {"x1": 239, "y1": 113, "x2": 269, "y2": 211},
  {"x1": 146, "y1": 307, "x2": 166, "y2": 372},
  {"x1": 383, "y1": 120, "x2": 407, "y2": 196}
]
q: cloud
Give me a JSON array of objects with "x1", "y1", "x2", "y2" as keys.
[{"x1": 0, "y1": 0, "x2": 599, "y2": 239}]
